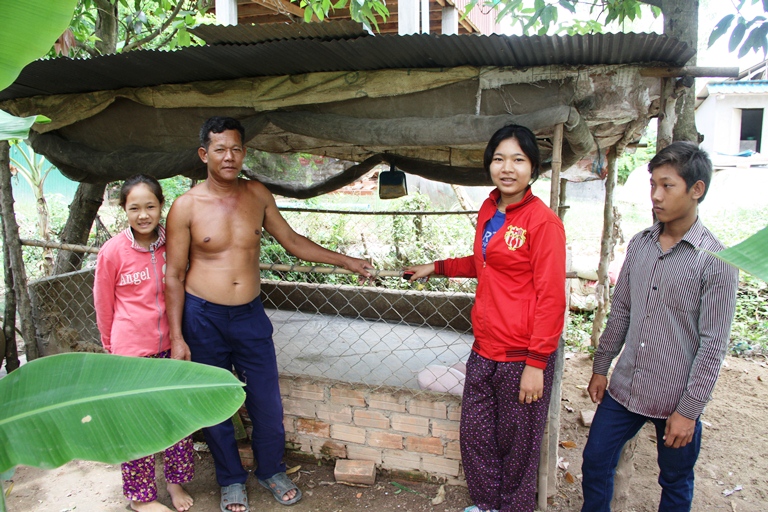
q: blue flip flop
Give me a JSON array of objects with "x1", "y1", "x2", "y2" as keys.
[{"x1": 258, "y1": 472, "x2": 302, "y2": 506}]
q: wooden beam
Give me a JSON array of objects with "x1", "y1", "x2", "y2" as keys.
[
  {"x1": 247, "y1": 0, "x2": 306, "y2": 19},
  {"x1": 639, "y1": 66, "x2": 739, "y2": 78}
]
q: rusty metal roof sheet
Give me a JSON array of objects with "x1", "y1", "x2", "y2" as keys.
[{"x1": 1, "y1": 24, "x2": 693, "y2": 101}]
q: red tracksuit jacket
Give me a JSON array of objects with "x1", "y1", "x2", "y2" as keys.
[{"x1": 435, "y1": 188, "x2": 566, "y2": 369}]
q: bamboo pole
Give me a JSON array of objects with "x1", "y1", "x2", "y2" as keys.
[
  {"x1": 549, "y1": 123, "x2": 564, "y2": 213},
  {"x1": 557, "y1": 178, "x2": 568, "y2": 221}
]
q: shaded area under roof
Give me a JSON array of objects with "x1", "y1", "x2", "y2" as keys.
[{"x1": 1, "y1": 29, "x2": 694, "y2": 102}]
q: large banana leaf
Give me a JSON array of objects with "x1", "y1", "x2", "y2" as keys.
[
  {"x1": 0, "y1": 110, "x2": 49, "y2": 141},
  {"x1": 0, "y1": 353, "x2": 245, "y2": 474},
  {"x1": 712, "y1": 225, "x2": 768, "y2": 282},
  {"x1": 0, "y1": 0, "x2": 78, "y2": 92}
]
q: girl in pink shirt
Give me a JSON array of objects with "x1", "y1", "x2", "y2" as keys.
[{"x1": 93, "y1": 175, "x2": 194, "y2": 512}]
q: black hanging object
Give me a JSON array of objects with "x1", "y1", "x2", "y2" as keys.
[{"x1": 378, "y1": 163, "x2": 408, "y2": 199}]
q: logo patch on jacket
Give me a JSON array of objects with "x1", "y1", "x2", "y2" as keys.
[{"x1": 504, "y1": 226, "x2": 527, "y2": 251}]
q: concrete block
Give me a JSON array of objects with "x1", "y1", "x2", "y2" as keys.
[
  {"x1": 367, "y1": 431, "x2": 403, "y2": 449},
  {"x1": 408, "y1": 398, "x2": 447, "y2": 419},
  {"x1": 405, "y1": 436, "x2": 444, "y2": 455},
  {"x1": 354, "y1": 410, "x2": 390, "y2": 429},
  {"x1": 330, "y1": 386, "x2": 367, "y2": 406},
  {"x1": 431, "y1": 419, "x2": 460, "y2": 440},
  {"x1": 331, "y1": 424, "x2": 367, "y2": 444},
  {"x1": 316, "y1": 402, "x2": 352, "y2": 424},
  {"x1": 391, "y1": 414, "x2": 430, "y2": 435},
  {"x1": 297, "y1": 418, "x2": 330, "y2": 437},
  {"x1": 334, "y1": 459, "x2": 377, "y2": 485}
]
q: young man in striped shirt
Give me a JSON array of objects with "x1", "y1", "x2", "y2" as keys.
[{"x1": 580, "y1": 141, "x2": 739, "y2": 512}]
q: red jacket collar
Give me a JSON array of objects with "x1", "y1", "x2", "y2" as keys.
[{"x1": 489, "y1": 187, "x2": 535, "y2": 213}]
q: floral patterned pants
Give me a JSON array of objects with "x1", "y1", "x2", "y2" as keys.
[{"x1": 120, "y1": 350, "x2": 195, "y2": 502}]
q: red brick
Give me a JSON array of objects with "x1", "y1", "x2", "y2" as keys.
[
  {"x1": 330, "y1": 386, "x2": 367, "y2": 406},
  {"x1": 431, "y1": 419, "x2": 460, "y2": 440},
  {"x1": 447, "y1": 404, "x2": 462, "y2": 421},
  {"x1": 391, "y1": 414, "x2": 430, "y2": 435},
  {"x1": 405, "y1": 436, "x2": 444, "y2": 455},
  {"x1": 331, "y1": 424, "x2": 366, "y2": 444},
  {"x1": 382, "y1": 450, "x2": 421, "y2": 471},
  {"x1": 368, "y1": 392, "x2": 407, "y2": 413},
  {"x1": 291, "y1": 381, "x2": 325, "y2": 401},
  {"x1": 316, "y1": 402, "x2": 352, "y2": 424},
  {"x1": 347, "y1": 445, "x2": 382, "y2": 464},
  {"x1": 445, "y1": 441, "x2": 462, "y2": 460},
  {"x1": 421, "y1": 454, "x2": 461, "y2": 477},
  {"x1": 354, "y1": 410, "x2": 390, "y2": 429},
  {"x1": 297, "y1": 418, "x2": 330, "y2": 437},
  {"x1": 367, "y1": 431, "x2": 403, "y2": 449},
  {"x1": 283, "y1": 415, "x2": 296, "y2": 434},
  {"x1": 334, "y1": 459, "x2": 377, "y2": 485},
  {"x1": 319, "y1": 440, "x2": 347, "y2": 458},
  {"x1": 283, "y1": 397, "x2": 316, "y2": 418},
  {"x1": 408, "y1": 398, "x2": 447, "y2": 419}
]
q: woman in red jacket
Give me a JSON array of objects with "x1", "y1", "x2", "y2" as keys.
[{"x1": 406, "y1": 125, "x2": 566, "y2": 512}]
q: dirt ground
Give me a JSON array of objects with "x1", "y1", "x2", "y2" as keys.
[{"x1": 4, "y1": 353, "x2": 767, "y2": 512}]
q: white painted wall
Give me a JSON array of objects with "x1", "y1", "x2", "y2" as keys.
[{"x1": 696, "y1": 92, "x2": 768, "y2": 155}]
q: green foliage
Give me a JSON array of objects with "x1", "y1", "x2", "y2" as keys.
[
  {"x1": 616, "y1": 135, "x2": 656, "y2": 185},
  {"x1": 712, "y1": 225, "x2": 768, "y2": 282},
  {"x1": 0, "y1": 352, "x2": 245, "y2": 512},
  {"x1": 709, "y1": 0, "x2": 768, "y2": 58},
  {"x1": 298, "y1": 0, "x2": 389, "y2": 31},
  {"x1": 729, "y1": 273, "x2": 768, "y2": 354}
]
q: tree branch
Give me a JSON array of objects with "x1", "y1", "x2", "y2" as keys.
[
  {"x1": 640, "y1": 0, "x2": 662, "y2": 8},
  {"x1": 75, "y1": 39, "x2": 101, "y2": 58},
  {"x1": 123, "y1": 0, "x2": 187, "y2": 52}
]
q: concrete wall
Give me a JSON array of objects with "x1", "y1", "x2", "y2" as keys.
[{"x1": 696, "y1": 93, "x2": 768, "y2": 155}]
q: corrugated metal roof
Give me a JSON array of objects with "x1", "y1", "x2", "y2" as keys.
[
  {"x1": 1, "y1": 24, "x2": 694, "y2": 102},
  {"x1": 708, "y1": 80, "x2": 768, "y2": 94}
]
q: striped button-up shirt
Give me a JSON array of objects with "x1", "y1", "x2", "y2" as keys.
[{"x1": 594, "y1": 219, "x2": 738, "y2": 420}]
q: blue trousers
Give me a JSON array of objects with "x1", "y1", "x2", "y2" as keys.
[
  {"x1": 183, "y1": 293, "x2": 286, "y2": 486},
  {"x1": 581, "y1": 391, "x2": 702, "y2": 512}
]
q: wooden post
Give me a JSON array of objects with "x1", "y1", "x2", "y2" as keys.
[
  {"x1": 590, "y1": 146, "x2": 618, "y2": 348},
  {"x1": 557, "y1": 178, "x2": 568, "y2": 221},
  {"x1": 549, "y1": 123, "x2": 564, "y2": 213},
  {"x1": 657, "y1": 77, "x2": 678, "y2": 151},
  {"x1": 398, "y1": 0, "x2": 420, "y2": 34},
  {"x1": 537, "y1": 122, "x2": 565, "y2": 511}
]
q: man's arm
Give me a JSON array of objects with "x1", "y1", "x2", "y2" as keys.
[
  {"x1": 260, "y1": 185, "x2": 373, "y2": 277},
  {"x1": 164, "y1": 196, "x2": 193, "y2": 361},
  {"x1": 667, "y1": 257, "x2": 738, "y2": 446}
]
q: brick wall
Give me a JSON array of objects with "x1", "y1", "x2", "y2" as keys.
[{"x1": 275, "y1": 374, "x2": 464, "y2": 482}]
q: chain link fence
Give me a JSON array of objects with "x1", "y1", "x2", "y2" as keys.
[{"x1": 27, "y1": 207, "x2": 486, "y2": 395}]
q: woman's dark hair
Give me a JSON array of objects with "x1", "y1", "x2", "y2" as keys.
[
  {"x1": 483, "y1": 124, "x2": 541, "y2": 184},
  {"x1": 119, "y1": 174, "x2": 164, "y2": 208},
  {"x1": 200, "y1": 116, "x2": 246, "y2": 149}
]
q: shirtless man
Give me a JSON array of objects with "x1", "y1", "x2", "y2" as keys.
[{"x1": 165, "y1": 116, "x2": 373, "y2": 512}]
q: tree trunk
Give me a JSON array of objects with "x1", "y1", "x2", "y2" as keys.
[
  {"x1": 663, "y1": 0, "x2": 700, "y2": 143},
  {"x1": 450, "y1": 184, "x2": 477, "y2": 229},
  {"x1": 54, "y1": 182, "x2": 106, "y2": 274},
  {"x1": 94, "y1": 0, "x2": 119, "y2": 55},
  {"x1": 35, "y1": 183, "x2": 54, "y2": 276},
  {"x1": 0, "y1": 142, "x2": 39, "y2": 361},
  {"x1": 2, "y1": 222, "x2": 20, "y2": 373}
]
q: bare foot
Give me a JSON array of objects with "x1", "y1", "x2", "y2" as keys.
[
  {"x1": 282, "y1": 488, "x2": 298, "y2": 501},
  {"x1": 167, "y1": 483, "x2": 194, "y2": 512},
  {"x1": 130, "y1": 500, "x2": 174, "y2": 512}
]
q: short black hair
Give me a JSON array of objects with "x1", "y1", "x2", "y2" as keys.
[
  {"x1": 200, "y1": 116, "x2": 245, "y2": 149},
  {"x1": 483, "y1": 124, "x2": 541, "y2": 183},
  {"x1": 648, "y1": 141, "x2": 712, "y2": 203},
  {"x1": 119, "y1": 174, "x2": 164, "y2": 208}
]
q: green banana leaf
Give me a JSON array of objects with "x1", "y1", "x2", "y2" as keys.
[
  {"x1": 0, "y1": 110, "x2": 49, "y2": 141},
  {"x1": 712, "y1": 225, "x2": 768, "y2": 282},
  {"x1": 0, "y1": 0, "x2": 78, "y2": 92},
  {"x1": 0, "y1": 352, "x2": 245, "y2": 474}
]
